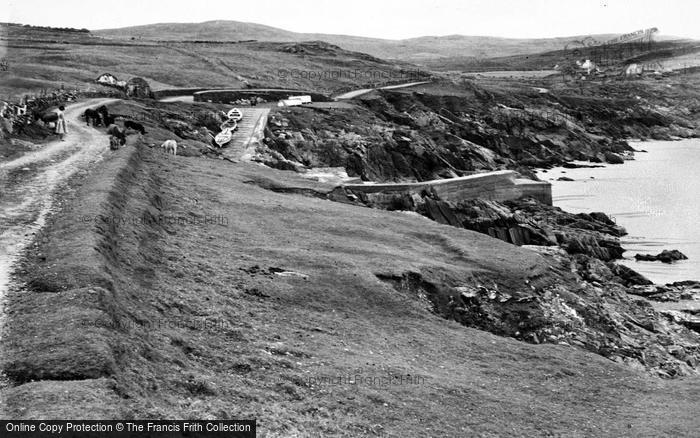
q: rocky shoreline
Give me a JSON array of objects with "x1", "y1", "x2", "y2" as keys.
[
  {"x1": 245, "y1": 77, "x2": 700, "y2": 376},
  {"x1": 635, "y1": 249, "x2": 689, "y2": 264},
  {"x1": 323, "y1": 175, "x2": 700, "y2": 377},
  {"x1": 4, "y1": 77, "x2": 698, "y2": 380},
  {"x1": 256, "y1": 78, "x2": 699, "y2": 181},
  {"x1": 147, "y1": 76, "x2": 700, "y2": 376}
]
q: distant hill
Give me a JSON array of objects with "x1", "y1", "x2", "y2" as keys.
[
  {"x1": 424, "y1": 39, "x2": 700, "y2": 73},
  {"x1": 95, "y1": 21, "x2": 300, "y2": 43},
  {"x1": 0, "y1": 23, "x2": 430, "y2": 99},
  {"x1": 95, "y1": 20, "x2": 626, "y2": 62}
]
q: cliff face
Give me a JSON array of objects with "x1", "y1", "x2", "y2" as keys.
[{"x1": 258, "y1": 77, "x2": 699, "y2": 182}]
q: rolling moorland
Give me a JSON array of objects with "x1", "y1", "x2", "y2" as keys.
[
  {"x1": 94, "y1": 20, "x2": 623, "y2": 62},
  {"x1": 0, "y1": 23, "x2": 430, "y2": 100},
  {"x1": 1, "y1": 22, "x2": 700, "y2": 436},
  {"x1": 425, "y1": 39, "x2": 700, "y2": 72}
]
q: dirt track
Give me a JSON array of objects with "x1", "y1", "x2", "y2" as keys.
[
  {"x1": 334, "y1": 81, "x2": 430, "y2": 100},
  {"x1": 0, "y1": 98, "x2": 117, "y2": 336}
]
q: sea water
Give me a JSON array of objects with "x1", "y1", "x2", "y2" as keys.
[{"x1": 538, "y1": 139, "x2": 700, "y2": 284}]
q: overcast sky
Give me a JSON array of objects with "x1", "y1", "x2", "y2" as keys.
[{"x1": 4, "y1": 0, "x2": 699, "y2": 40}]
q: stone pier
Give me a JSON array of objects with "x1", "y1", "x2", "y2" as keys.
[{"x1": 341, "y1": 170, "x2": 552, "y2": 206}]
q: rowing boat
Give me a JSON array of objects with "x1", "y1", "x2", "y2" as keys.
[
  {"x1": 214, "y1": 127, "x2": 233, "y2": 147},
  {"x1": 227, "y1": 108, "x2": 243, "y2": 121}
]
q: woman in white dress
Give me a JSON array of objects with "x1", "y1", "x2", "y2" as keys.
[{"x1": 55, "y1": 105, "x2": 67, "y2": 141}]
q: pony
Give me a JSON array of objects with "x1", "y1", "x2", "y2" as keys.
[
  {"x1": 124, "y1": 120, "x2": 146, "y2": 135},
  {"x1": 109, "y1": 135, "x2": 121, "y2": 150},
  {"x1": 96, "y1": 105, "x2": 110, "y2": 121},
  {"x1": 33, "y1": 110, "x2": 58, "y2": 124},
  {"x1": 106, "y1": 123, "x2": 126, "y2": 145},
  {"x1": 83, "y1": 108, "x2": 101, "y2": 126}
]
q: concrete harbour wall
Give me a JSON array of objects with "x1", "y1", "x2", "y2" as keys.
[{"x1": 342, "y1": 170, "x2": 552, "y2": 206}]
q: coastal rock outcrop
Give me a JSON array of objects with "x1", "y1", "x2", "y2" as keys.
[
  {"x1": 604, "y1": 151, "x2": 625, "y2": 164},
  {"x1": 259, "y1": 78, "x2": 698, "y2": 185},
  {"x1": 634, "y1": 249, "x2": 688, "y2": 263},
  {"x1": 377, "y1": 268, "x2": 700, "y2": 377},
  {"x1": 349, "y1": 187, "x2": 629, "y2": 263},
  {"x1": 250, "y1": 78, "x2": 700, "y2": 378},
  {"x1": 608, "y1": 263, "x2": 654, "y2": 286},
  {"x1": 661, "y1": 310, "x2": 700, "y2": 334},
  {"x1": 628, "y1": 281, "x2": 700, "y2": 302}
]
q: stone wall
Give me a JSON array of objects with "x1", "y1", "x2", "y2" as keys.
[
  {"x1": 152, "y1": 88, "x2": 209, "y2": 99},
  {"x1": 194, "y1": 89, "x2": 330, "y2": 103},
  {"x1": 341, "y1": 170, "x2": 552, "y2": 206}
]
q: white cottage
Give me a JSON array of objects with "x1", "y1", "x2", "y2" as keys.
[
  {"x1": 96, "y1": 73, "x2": 119, "y2": 86},
  {"x1": 625, "y1": 64, "x2": 643, "y2": 76}
]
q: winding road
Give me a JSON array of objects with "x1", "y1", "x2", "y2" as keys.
[
  {"x1": 157, "y1": 81, "x2": 432, "y2": 159},
  {"x1": 333, "y1": 81, "x2": 430, "y2": 100},
  {"x1": 0, "y1": 98, "x2": 116, "y2": 338}
]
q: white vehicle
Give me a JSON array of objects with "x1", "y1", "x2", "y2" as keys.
[
  {"x1": 287, "y1": 95, "x2": 312, "y2": 104},
  {"x1": 277, "y1": 99, "x2": 303, "y2": 107}
]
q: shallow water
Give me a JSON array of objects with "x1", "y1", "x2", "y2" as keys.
[{"x1": 538, "y1": 139, "x2": 700, "y2": 284}]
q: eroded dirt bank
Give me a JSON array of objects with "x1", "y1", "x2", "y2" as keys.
[{"x1": 1, "y1": 133, "x2": 699, "y2": 435}]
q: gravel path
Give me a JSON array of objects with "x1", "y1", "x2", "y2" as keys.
[{"x1": 0, "y1": 98, "x2": 117, "y2": 344}]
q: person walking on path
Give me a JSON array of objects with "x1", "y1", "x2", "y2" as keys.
[{"x1": 55, "y1": 105, "x2": 67, "y2": 141}]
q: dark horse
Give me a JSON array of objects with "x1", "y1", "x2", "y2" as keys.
[
  {"x1": 83, "y1": 108, "x2": 101, "y2": 126},
  {"x1": 33, "y1": 110, "x2": 58, "y2": 124},
  {"x1": 106, "y1": 123, "x2": 126, "y2": 145},
  {"x1": 124, "y1": 120, "x2": 146, "y2": 135},
  {"x1": 96, "y1": 105, "x2": 109, "y2": 121},
  {"x1": 83, "y1": 105, "x2": 111, "y2": 127}
]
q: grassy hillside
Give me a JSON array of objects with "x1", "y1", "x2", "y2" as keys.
[
  {"x1": 0, "y1": 23, "x2": 428, "y2": 100},
  {"x1": 2, "y1": 127, "x2": 699, "y2": 435},
  {"x1": 425, "y1": 39, "x2": 700, "y2": 72},
  {"x1": 94, "y1": 20, "x2": 624, "y2": 62},
  {"x1": 2, "y1": 17, "x2": 700, "y2": 433}
]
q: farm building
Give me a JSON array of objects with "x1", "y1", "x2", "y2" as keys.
[
  {"x1": 96, "y1": 73, "x2": 119, "y2": 86},
  {"x1": 625, "y1": 64, "x2": 643, "y2": 76}
]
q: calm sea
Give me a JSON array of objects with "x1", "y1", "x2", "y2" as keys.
[{"x1": 537, "y1": 139, "x2": 700, "y2": 284}]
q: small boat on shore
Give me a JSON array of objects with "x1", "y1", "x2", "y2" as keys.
[
  {"x1": 220, "y1": 119, "x2": 238, "y2": 131},
  {"x1": 214, "y1": 127, "x2": 234, "y2": 147},
  {"x1": 227, "y1": 108, "x2": 243, "y2": 122}
]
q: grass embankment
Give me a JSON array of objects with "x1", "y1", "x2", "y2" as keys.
[
  {"x1": 0, "y1": 142, "x2": 139, "y2": 418},
  {"x1": 1, "y1": 129, "x2": 699, "y2": 435}
]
